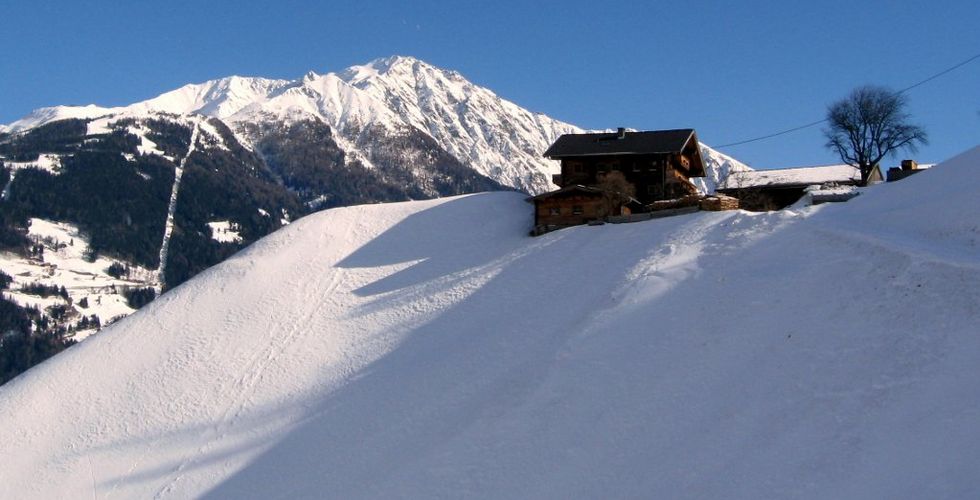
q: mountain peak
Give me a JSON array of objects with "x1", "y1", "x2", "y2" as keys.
[
  {"x1": 369, "y1": 55, "x2": 420, "y2": 72},
  {"x1": 338, "y1": 55, "x2": 424, "y2": 85},
  {"x1": 302, "y1": 70, "x2": 320, "y2": 83}
]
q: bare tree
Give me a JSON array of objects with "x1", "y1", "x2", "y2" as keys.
[
  {"x1": 596, "y1": 171, "x2": 635, "y2": 217},
  {"x1": 824, "y1": 85, "x2": 928, "y2": 185}
]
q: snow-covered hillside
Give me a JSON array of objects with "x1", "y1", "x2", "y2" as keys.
[
  {"x1": 4, "y1": 56, "x2": 749, "y2": 194},
  {"x1": 1, "y1": 218, "x2": 156, "y2": 335},
  {"x1": 0, "y1": 146, "x2": 977, "y2": 498}
]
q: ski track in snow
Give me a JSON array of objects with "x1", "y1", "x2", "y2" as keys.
[
  {"x1": 156, "y1": 121, "x2": 200, "y2": 289},
  {"x1": 152, "y1": 216, "x2": 356, "y2": 498},
  {"x1": 813, "y1": 224, "x2": 980, "y2": 272}
]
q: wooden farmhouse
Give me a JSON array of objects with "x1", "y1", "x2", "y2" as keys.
[
  {"x1": 532, "y1": 128, "x2": 707, "y2": 233},
  {"x1": 716, "y1": 164, "x2": 882, "y2": 211}
]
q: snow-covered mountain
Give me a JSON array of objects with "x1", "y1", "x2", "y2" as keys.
[
  {"x1": 337, "y1": 56, "x2": 583, "y2": 193},
  {"x1": 5, "y1": 56, "x2": 750, "y2": 195},
  {"x1": 1, "y1": 56, "x2": 752, "y2": 383},
  {"x1": 0, "y1": 113, "x2": 305, "y2": 335},
  {"x1": 0, "y1": 145, "x2": 977, "y2": 498}
]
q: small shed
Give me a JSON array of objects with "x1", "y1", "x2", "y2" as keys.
[
  {"x1": 530, "y1": 185, "x2": 640, "y2": 235},
  {"x1": 716, "y1": 164, "x2": 882, "y2": 211},
  {"x1": 886, "y1": 159, "x2": 933, "y2": 182}
]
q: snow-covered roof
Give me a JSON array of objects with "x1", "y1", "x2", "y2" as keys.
[{"x1": 718, "y1": 164, "x2": 862, "y2": 190}]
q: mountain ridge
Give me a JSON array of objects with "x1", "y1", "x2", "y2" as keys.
[{"x1": 5, "y1": 56, "x2": 751, "y2": 195}]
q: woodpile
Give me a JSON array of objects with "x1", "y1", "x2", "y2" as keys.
[
  {"x1": 649, "y1": 195, "x2": 702, "y2": 212},
  {"x1": 699, "y1": 194, "x2": 740, "y2": 211}
]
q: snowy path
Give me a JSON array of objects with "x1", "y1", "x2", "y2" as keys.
[{"x1": 156, "y1": 121, "x2": 199, "y2": 289}]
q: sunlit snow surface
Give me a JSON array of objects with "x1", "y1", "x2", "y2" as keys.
[
  {"x1": 0, "y1": 147, "x2": 978, "y2": 498},
  {"x1": 206, "y1": 221, "x2": 243, "y2": 244}
]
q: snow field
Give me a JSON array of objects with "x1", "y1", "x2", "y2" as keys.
[{"x1": 0, "y1": 148, "x2": 977, "y2": 498}]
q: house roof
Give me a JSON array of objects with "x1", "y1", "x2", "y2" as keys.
[
  {"x1": 543, "y1": 129, "x2": 696, "y2": 158},
  {"x1": 717, "y1": 164, "x2": 866, "y2": 191}
]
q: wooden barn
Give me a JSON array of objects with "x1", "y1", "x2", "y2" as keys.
[
  {"x1": 716, "y1": 164, "x2": 882, "y2": 211},
  {"x1": 533, "y1": 128, "x2": 707, "y2": 232}
]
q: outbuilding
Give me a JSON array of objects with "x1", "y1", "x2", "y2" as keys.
[
  {"x1": 716, "y1": 164, "x2": 882, "y2": 211},
  {"x1": 530, "y1": 184, "x2": 641, "y2": 235}
]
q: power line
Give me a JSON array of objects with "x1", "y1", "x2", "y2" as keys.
[
  {"x1": 896, "y1": 51, "x2": 980, "y2": 93},
  {"x1": 714, "y1": 51, "x2": 980, "y2": 149},
  {"x1": 714, "y1": 118, "x2": 829, "y2": 149}
]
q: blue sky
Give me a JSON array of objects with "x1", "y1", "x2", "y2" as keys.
[{"x1": 2, "y1": 0, "x2": 977, "y2": 168}]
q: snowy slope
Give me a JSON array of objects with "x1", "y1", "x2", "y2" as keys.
[
  {"x1": 4, "y1": 104, "x2": 116, "y2": 131},
  {"x1": 0, "y1": 146, "x2": 977, "y2": 498},
  {"x1": 4, "y1": 56, "x2": 749, "y2": 194}
]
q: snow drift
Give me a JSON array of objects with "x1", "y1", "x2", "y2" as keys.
[{"x1": 0, "y1": 147, "x2": 978, "y2": 498}]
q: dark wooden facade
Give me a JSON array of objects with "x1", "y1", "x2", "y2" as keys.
[
  {"x1": 887, "y1": 160, "x2": 926, "y2": 182},
  {"x1": 545, "y1": 129, "x2": 706, "y2": 206},
  {"x1": 716, "y1": 186, "x2": 808, "y2": 211},
  {"x1": 532, "y1": 129, "x2": 707, "y2": 232},
  {"x1": 531, "y1": 185, "x2": 637, "y2": 234}
]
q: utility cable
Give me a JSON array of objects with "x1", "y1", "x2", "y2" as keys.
[{"x1": 714, "y1": 51, "x2": 980, "y2": 149}]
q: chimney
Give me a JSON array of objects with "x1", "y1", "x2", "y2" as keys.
[
  {"x1": 901, "y1": 159, "x2": 918, "y2": 171},
  {"x1": 617, "y1": 127, "x2": 626, "y2": 139}
]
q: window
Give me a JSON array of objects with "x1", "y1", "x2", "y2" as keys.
[
  {"x1": 549, "y1": 207, "x2": 560, "y2": 216},
  {"x1": 572, "y1": 205, "x2": 583, "y2": 215}
]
